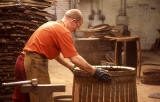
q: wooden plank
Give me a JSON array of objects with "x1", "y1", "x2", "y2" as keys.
[
  {"x1": 87, "y1": 78, "x2": 92, "y2": 102},
  {"x1": 134, "y1": 79, "x2": 138, "y2": 102},
  {"x1": 115, "y1": 42, "x2": 123, "y2": 65},
  {"x1": 128, "y1": 79, "x2": 132, "y2": 102},
  {"x1": 131, "y1": 79, "x2": 136, "y2": 102},
  {"x1": 0, "y1": 20, "x2": 38, "y2": 25},
  {"x1": 99, "y1": 81, "x2": 103, "y2": 102},
  {"x1": 111, "y1": 79, "x2": 115, "y2": 102},
  {"x1": 0, "y1": 0, "x2": 16, "y2": 2},
  {"x1": 115, "y1": 78, "x2": 119, "y2": 102},
  {"x1": 92, "y1": 80, "x2": 99, "y2": 102},
  {"x1": 136, "y1": 39, "x2": 141, "y2": 77},
  {"x1": 81, "y1": 78, "x2": 87, "y2": 102},
  {"x1": 22, "y1": 1, "x2": 55, "y2": 6},
  {"x1": 72, "y1": 77, "x2": 75, "y2": 102},
  {"x1": 20, "y1": 84, "x2": 65, "y2": 93},
  {"x1": 0, "y1": 0, "x2": 55, "y2": 7},
  {"x1": 104, "y1": 36, "x2": 140, "y2": 41},
  {"x1": 125, "y1": 81, "x2": 129, "y2": 102},
  {"x1": 78, "y1": 77, "x2": 82, "y2": 102},
  {"x1": 73, "y1": 77, "x2": 80, "y2": 102},
  {"x1": 104, "y1": 82, "x2": 110, "y2": 102},
  {"x1": 122, "y1": 41, "x2": 127, "y2": 65},
  {"x1": 120, "y1": 78, "x2": 125, "y2": 102},
  {"x1": 114, "y1": 41, "x2": 118, "y2": 65}
]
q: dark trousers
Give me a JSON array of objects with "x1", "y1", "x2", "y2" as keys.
[{"x1": 12, "y1": 55, "x2": 30, "y2": 102}]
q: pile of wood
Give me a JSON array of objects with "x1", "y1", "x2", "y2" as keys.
[
  {"x1": 0, "y1": 0, "x2": 55, "y2": 9},
  {"x1": 100, "y1": 51, "x2": 115, "y2": 66},
  {"x1": 0, "y1": 2, "x2": 52, "y2": 101},
  {"x1": 80, "y1": 24, "x2": 130, "y2": 38},
  {"x1": 141, "y1": 67, "x2": 160, "y2": 85}
]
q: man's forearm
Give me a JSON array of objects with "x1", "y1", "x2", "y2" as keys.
[
  {"x1": 55, "y1": 54, "x2": 74, "y2": 71},
  {"x1": 70, "y1": 55, "x2": 96, "y2": 75}
]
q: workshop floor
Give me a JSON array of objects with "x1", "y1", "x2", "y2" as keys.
[{"x1": 48, "y1": 50, "x2": 160, "y2": 102}]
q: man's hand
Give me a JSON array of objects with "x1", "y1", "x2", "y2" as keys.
[
  {"x1": 93, "y1": 68, "x2": 111, "y2": 82},
  {"x1": 69, "y1": 64, "x2": 77, "y2": 72}
]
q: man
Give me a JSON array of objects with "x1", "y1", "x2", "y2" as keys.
[{"x1": 12, "y1": 9, "x2": 111, "y2": 102}]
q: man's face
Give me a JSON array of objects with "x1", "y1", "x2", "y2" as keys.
[{"x1": 71, "y1": 19, "x2": 83, "y2": 32}]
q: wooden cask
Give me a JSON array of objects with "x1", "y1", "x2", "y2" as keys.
[{"x1": 73, "y1": 66, "x2": 137, "y2": 102}]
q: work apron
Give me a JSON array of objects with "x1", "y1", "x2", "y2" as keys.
[{"x1": 24, "y1": 52, "x2": 52, "y2": 102}]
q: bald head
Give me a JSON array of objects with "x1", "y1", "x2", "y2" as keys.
[
  {"x1": 64, "y1": 9, "x2": 83, "y2": 21},
  {"x1": 62, "y1": 9, "x2": 83, "y2": 32}
]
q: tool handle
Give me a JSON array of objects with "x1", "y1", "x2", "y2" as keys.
[
  {"x1": 2, "y1": 79, "x2": 38, "y2": 86},
  {"x1": 2, "y1": 80, "x2": 31, "y2": 86}
]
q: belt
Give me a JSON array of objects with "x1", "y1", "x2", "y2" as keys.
[{"x1": 26, "y1": 51, "x2": 47, "y2": 59}]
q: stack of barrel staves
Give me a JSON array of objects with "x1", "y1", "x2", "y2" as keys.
[
  {"x1": 0, "y1": 0, "x2": 54, "y2": 101},
  {"x1": 80, "y1": 24, "x2": 130, "y2": 38}
]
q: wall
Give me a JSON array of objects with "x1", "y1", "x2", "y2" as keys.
[
  {"x1": 44, "y1": 0, "x2": 70, "y2": 20},
  {"x1": 78, "y1": 0, "x2": 160, "y2": 49},
  {"x1": 45, "y1": 0, "x2": 160, "y2": 49},
  {"x1": 127, "y1": 0, "x2": 160, "y2": 49},
  {"x1": 79, "y1": 0, "x2": 120, "y2": 27}
]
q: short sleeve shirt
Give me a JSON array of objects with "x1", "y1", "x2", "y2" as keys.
[{"x1": 23, "y1": 21, "x2": 78, "y2": 59}]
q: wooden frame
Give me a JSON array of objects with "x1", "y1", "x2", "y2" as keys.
[{"x1": 105, "y1": 36, "x2": 141, "y2": 77}]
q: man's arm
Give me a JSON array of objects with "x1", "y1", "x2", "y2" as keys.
[
  {"x1": 55, "y1": 54, "x2": 75, "y2": 71},
  {"x1": 70, "y1": 55, "x2": 111, "y2": 82},
  {"x1": 69, "y1": 55, "x2": 96, "y2": 75},
  {"x1": 55, "y1": 54, "x2": 96, "y2": 75},
  {"x1": 56, "y1": 54, "x2": 111, "y2": 82}
]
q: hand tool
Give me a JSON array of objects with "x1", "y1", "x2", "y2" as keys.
[
  {"x1": 2, "y1": 79, "x2": 65, "y2": 102},
  {"x1": 2, "y1": 78, "x2": 38, "y2": 86}
]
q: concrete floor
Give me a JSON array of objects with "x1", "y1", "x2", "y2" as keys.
[{"x1": 48, "y1": 50, "x2": 160, "y2": 102}]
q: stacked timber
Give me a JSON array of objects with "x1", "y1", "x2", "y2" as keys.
[
  {"x1": 0, "y1": 0, "x2": 55, "y2": 9},
  {"x1": 80, "y1": 24, "x2": 130, "y2": 38},
  {"x1": 141, "y1": 67, "x2": 160, "y2": 85},
  {"x1": 0, "y1": 2, "x2": 52, "y2": 101}
]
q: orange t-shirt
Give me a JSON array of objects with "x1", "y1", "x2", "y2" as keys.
[{"x1": 23, "y1": 21, "x2": 78, "y2": 59}]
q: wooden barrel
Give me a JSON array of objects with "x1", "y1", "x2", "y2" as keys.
[{"x1": 72, "y1": 66, "x2": 137, "y2": 102}]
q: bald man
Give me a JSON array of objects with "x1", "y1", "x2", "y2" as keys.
[{"x1": 13, "y1": 9, "x2": 111, "y2": 102}]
